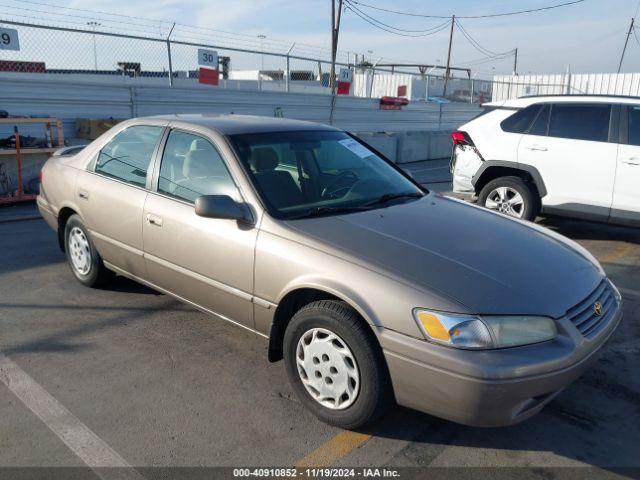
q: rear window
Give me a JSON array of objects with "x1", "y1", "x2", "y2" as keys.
[
  {"x1": 548, "y1": 104, "x2": 611, "y2": 142},
  {"x1": 500, "y1": 105, "x2": 542, "y2": 133}
]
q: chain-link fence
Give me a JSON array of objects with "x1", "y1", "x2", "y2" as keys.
[
  {"x1": 0, "y1": 19, "x2": 352, "y2": 95},
  {"x1": 3, "y1": 18, "x2": 617, "y2": 104},
  {"x1": 0, "y1": 18, "x2": 500, "y2": 101}
]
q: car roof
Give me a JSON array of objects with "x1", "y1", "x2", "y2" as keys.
[
  {"x1": 483, "y1": 94, "x2": 640, "y2": 109},
  {"x1": 142, "y1": 114, "x2": 341, "y2": 135}
]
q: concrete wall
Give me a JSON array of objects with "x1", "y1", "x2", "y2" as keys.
[{"x1": 0, "y1": 73, "x2": 480, "y2": 163}]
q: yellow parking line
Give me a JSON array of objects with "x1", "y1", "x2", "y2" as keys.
[
  {"x1": 295, "y1": 431, "x2": 371, "y2": 467},
  {"x1": 600, "y1": 243, "x2": 634, "y2": 264}
]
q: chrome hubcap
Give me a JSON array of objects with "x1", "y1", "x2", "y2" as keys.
[
  {"x1": 485, "y1": 186, "x2": 525, "y2": 218},
  {"x1": 296, "y1": 328, "x2": 360, "y2": 410},
  {"x1": 68, "y1": 227, "x2": 91, "y2": 275}
]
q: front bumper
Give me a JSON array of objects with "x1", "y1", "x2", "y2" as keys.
[{"x1": 379, "y1": 305, "x2": 622, "y2": 427}]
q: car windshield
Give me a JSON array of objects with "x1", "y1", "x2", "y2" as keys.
[{"x1": 229, "y1": 130, "x2": 425, "y2": 219}]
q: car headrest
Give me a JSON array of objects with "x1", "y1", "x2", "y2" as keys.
[
  {"x1": 252, "y1": 147, "x2": 279, "y2": 172},
  {"x1": 183, "y1": 149, "x2": 213, "y2": 178}
]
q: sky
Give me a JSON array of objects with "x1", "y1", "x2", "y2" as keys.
[{"x1": 3, "y1": 0, "x2": 640, "y2": 77}]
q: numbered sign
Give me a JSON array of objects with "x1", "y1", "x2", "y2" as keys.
[
  {"x1": 198, "y1": 49, "x2": 218, "y2": 68},
  {"x1": 337, "y1": 68, "x2": 353, "y2": 95},
  {"x1": 338, "y1": 68, "x2": 353, "y2": 83},
  {"x1": 0, "y1": 27, "x2": 20, "y2": 51}
]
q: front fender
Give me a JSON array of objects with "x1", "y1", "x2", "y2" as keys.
[{"x1": 276, "y1": 275, "x2": 381, "y2": 328}]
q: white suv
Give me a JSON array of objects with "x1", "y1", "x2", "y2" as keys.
[{"x1": 451, "y1": 95, "x2": 640, "y2": 226}]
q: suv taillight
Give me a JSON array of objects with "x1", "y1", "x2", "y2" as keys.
[
  {"x1": 451, "y1": 131, "x2": 472, "y2": 146},
  {"x1": 451, "y1": 131, "x2": 465, "y2": 145}
]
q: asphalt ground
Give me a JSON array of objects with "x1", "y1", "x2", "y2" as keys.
[{"x1": 0, "y1": 194, "x2": 639, "y2": 479}]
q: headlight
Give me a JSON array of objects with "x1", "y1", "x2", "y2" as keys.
[{"x1": 413, "y1": 310, "x2": 557, "y2": 350}]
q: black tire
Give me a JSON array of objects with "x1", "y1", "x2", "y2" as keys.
[
  {"x1": 64, "y1": 214, "x2": 114, "y2": 287},
  {"x1": 283, "y1": 300, "x2": 391, "y2": 429},
  {"x1": 478, "y1": 176, "x2": 540, "y2": 221}
]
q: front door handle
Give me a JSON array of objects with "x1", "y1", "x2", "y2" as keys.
[
  {"x1": 146, "y1": 214, "x2": 163, "y2": 227},
  {"x1": 525, "y1": 145, "x2": 548, "y2": 152}
]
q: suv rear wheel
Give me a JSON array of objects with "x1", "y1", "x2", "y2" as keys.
[{"x1": 478, "y1": 176, "x2": 539, "y2": 221}]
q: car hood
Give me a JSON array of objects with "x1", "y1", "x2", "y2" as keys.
[{"x1": 285, "y1": 194, "x2": 603, "y2": 318}]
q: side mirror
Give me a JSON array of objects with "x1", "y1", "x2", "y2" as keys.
[{"x1": 195, "y1": 195, "x2": 251, "y2": 223}]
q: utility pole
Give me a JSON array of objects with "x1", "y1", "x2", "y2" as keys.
[
  {"x1": 258, "y1": 34, "x2": 266, "y2": 72},
  {"x1": 513, "y1": 48, "x2": 518, "y2": 76},
  {"x1": 330, "y1": 0, "x2": 343, "y2": 94},
  {"x1": 618, "y1": 17, "x2": 635, "y2": 73},
  {"x1": 442, "y1": 15, "x2": 455, "y2": 98},
  {"x1": 166, "y1": 22, "x2": 175, "y2": 87},
  {"x1": 87, "y1": 21, "x2": 101, "y2": 71}
]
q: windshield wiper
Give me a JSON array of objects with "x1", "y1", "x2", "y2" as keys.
[
  {"x1": 362, "y1": 192, "x2": 424, "y2": 208},
  {"x1": 287, "y1": 205, "x2": 367, "y2": 220}
]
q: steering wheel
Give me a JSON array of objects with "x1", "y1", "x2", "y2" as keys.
[{"x1": 321, "y1": 171, "x2": 359, "y2": 199}]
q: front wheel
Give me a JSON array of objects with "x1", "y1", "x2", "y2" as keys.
[
  {"x1": 478, "y1": 176, "x2": 539, "y2": 221},
  {"x1": 283, "y1": 300, "x2": 391, "y2": 429}
]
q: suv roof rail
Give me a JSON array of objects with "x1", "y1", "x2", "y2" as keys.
[{"x1": 517, "y1": 93, "x2": 640, "y2": 101}]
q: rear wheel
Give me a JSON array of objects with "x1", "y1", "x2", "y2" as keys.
[
  {"x1": 64, "y1": 214, "x2": 114, "y2": 287},
  {"x1": 283, "y1": 300, "x2": 391, "y2": 429},
  {"x1": 478, "y1": 176, "x2": 539, "y2": 221}
]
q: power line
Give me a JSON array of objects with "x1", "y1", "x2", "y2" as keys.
[
  {"x1": 348, "y1": 0, "x2": 585, "y2": 19},
  {"x1": 618, "y1": 17, "x2": 635, "y2": 72},
  {"x1": 634, "y1": 27, "x2": 640, "y2": 48},
  {"x1": 343, "y1": 1, "x2": 450, "y2": 37},
  {"x1": 0, "y1": 3, "x2": 167, "y2": 36},
  {"x1": 343, "y1": 1, "x2": 451, "y2": 33},
  {"x1": 458, "y1": 55, "x2": 513, "y2": 68},
  {"x1": 455, "y1": 20, "x2": 515, "y2": 59}
]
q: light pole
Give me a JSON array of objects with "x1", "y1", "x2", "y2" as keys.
[
  {"x1": 87, "y1": 21, "x2": 101, "y2": 71},
  {"x1": 257, "y1": 34, "x2": 266, "y2": 72}
]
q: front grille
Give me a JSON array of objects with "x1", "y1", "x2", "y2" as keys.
[{"x1": 566, "y1": 280, "x2": 616, "y2": 338}]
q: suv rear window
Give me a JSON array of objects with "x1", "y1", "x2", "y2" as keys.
[
  {"x1": 548, "y1": 104, "x2": 611, "y2": 142},
  {"x1": 500, "y1": 105, "x2": 542, "y2": 133}
]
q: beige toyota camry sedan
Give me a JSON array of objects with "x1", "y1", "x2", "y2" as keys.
[{"x1": 38, "y1": 115, "x2": 622, "y2": 429}]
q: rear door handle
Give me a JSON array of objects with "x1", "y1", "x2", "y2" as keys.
[
  {"x1": 622, "y1": 157, "x2": 640, "y2": 166},
  {"x1": 78, "y1": 189, "x2": 89, "y2": 200},
  {"x1": 525, "y1": 145, "x2": 548, "y2": 152},
  {"x1": 146, "y1": 214, "x2": 163, "y2": 227}
]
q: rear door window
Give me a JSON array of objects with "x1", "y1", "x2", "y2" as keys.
[
  {"x1": 627, "y1": 105, "x2": 640, "y2": 146},
  {"x1": 548, "y1": 104, "x2": 611, "y2": 142},
  {"x1": 527, "y1": 104, "x2": 550, "y2": 136},
  {"x1": 500, "y1": 104, "x2": 542, "y2": 133},
  {"x1": 95, "y1": 125, "x2": 164, "y2": 187}
]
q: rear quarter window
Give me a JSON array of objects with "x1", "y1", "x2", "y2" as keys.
[{"x1": 500, "y1": 105, "x2": 543, "y2": 133}]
